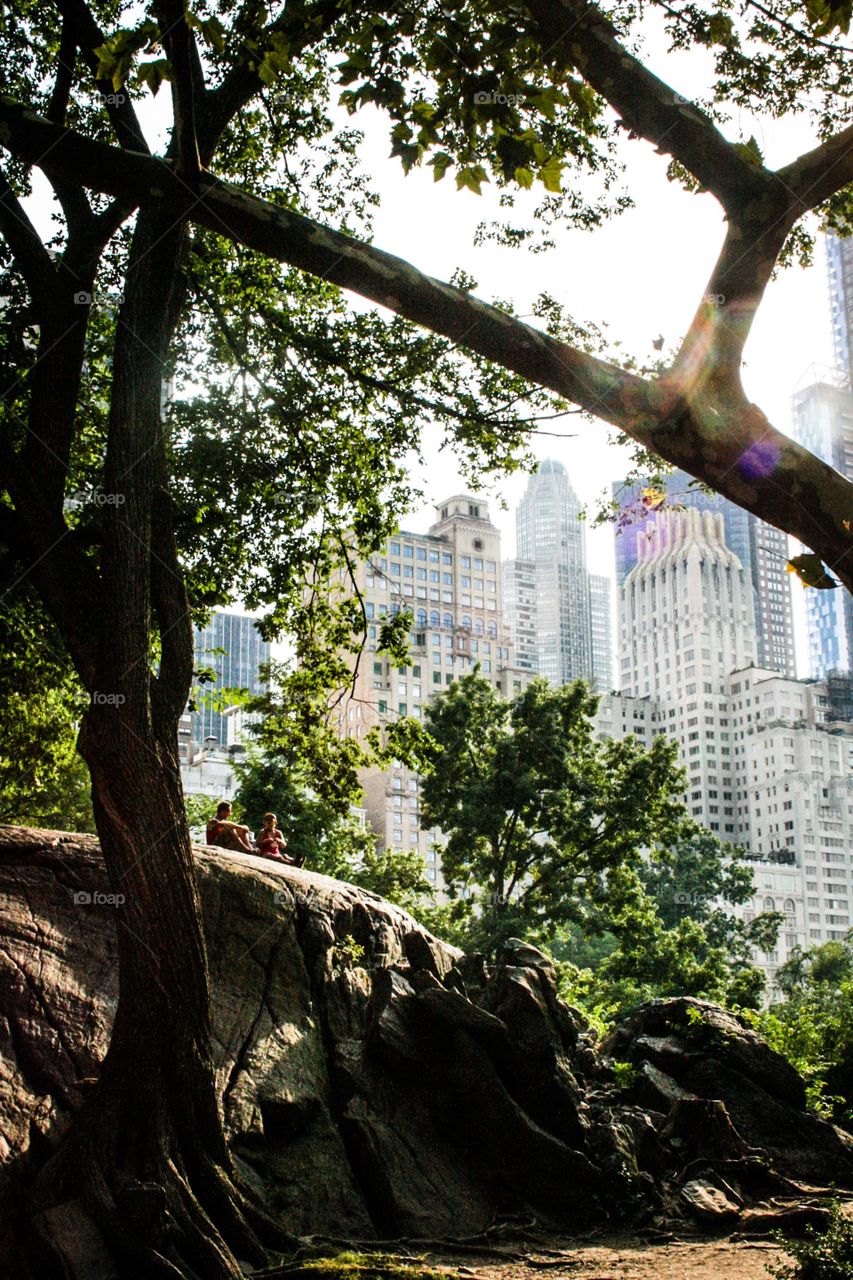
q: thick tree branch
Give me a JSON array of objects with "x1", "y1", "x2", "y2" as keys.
[
  {"x1": 522, "y1": 0, "x2": 773, "y2": 215},
  {"x1": 55, "y1": 0, "x2": 151, "y2": 153},
  {"x1": 47, "y1": 20, "x2": 77, "y2": 126},
  {"x1": 1, "y1": 99, "x2": 851, "y2": 590},
  {"x1": 155, "y1": 0, "x2": 202, "y2": 177},
  {"x1": 0, "y1": 167, "x2": 55, "y2": 306},
  {"x1": 775, "y1": 123, "x2": 853, "y2": 213}
]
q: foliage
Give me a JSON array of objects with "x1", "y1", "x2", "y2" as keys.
[
  {"x1": 283, "y1": 1252, "x2": 459, "y2": 1280},
  {"x1": 0, "y1": 595, "x2": 93, "y2": 831},
  {"x1": 753, "y1": 937, "x2": 853, "y2": 1120},
  {"x1": 769, "y1": 1200, "x2": 853, "y2": 1280},
  {"x1": 417, "y1": 672, "x2": 692, "y2": 957}
]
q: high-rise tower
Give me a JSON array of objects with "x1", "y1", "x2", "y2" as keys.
[
  {"x1": 790, "y1": 371, "x2": 853, "y2": 677},
  {"x1": 191, "y1": 610, "x2": 270, "y2": 748},
  {"x1": 613, "y1": 470, "x2": 795, "y2": 677},
  {"x1": 515, "y1": 460, "x2": 592, "y2": 684}
]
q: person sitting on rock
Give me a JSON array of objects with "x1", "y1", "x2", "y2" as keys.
[
  {"x1": 255, "y1": 812, "x2": 304, "y2": 867},
  {"x1": 206, "y1": 801, "x2": 254, "y2": 853}
]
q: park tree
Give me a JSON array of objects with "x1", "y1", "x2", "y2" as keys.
[
  {"x1": 418, "y1": 673, "x2": 692, "y2": 955},
  {"x1": 1, "y1": 0, "x2": 853, "y2": 1273}
]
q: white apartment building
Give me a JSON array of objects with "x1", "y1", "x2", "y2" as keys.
[
  {"x1": 597, "y1": 506, "x2": 853, "y2": 989},
  {"x1": 337, "y1": 495, "x2": 528, "y2": 893}
]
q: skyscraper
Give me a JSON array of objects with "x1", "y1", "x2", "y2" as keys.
[
  {"x1": 827, "y1": 232, "x2": 853, "y2": 380},
  {"x1": 515, "y1": 460, "x2": 592, "y2": 684},
  {"x1": 336, "y1": 495, "x2": 525, "y2": 892},
  {"x1": 502, "y1": 559, "x2": 538, "y2": 672},
  {"x1": 588, "y1": 574, "x2": 613, "y2": 693},
  {"x1": 612, "y1": 470, "x2": 795, "y2": 677},
  {"x1": 790, "y1": 371, "x2": 853, "y2": 677},
  {"x1": 191, "y1": 610, "x2": 270, "y2": 748}
]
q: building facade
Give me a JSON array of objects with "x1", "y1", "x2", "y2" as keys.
[
  {"x1": 515, "y1": 460, "x2": 593, "y2": 684},
  {"x1": 827, "y1": 232, "x2": 853, "y2": 381},
  {"x1": 597, "y1": 506, "x2": 853, "y2": 990},
  {"x1": 337, "y1": 496, "x2": 527, "y2": 892},
  {"x1": 790, "y1": 371, "x2": 853, "y2": 678},
  {"x1": 190, "y1": 610, "x2": 270, "y2": 749},
  {"x1": 613, "y1": 471, "x2": 796, "y2": 677},
  {"x1": 588, "y1": 573, "x2": 614, "y2": 693}
]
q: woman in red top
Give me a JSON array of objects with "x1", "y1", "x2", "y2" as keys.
[{"x1": 255, "y1": 812, "x2": 303, "y2": 866}]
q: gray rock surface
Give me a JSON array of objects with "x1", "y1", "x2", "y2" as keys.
[{"x1": 1, "y1": 826, "x2": 851, "y2": 1248}]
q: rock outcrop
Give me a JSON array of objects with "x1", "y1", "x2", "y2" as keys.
[{"x1": 1, "y1": 825, "x2": 851, "y2": 1254}]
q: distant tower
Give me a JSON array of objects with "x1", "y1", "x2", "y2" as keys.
[
  {"x1": 619, "y1": 508, "x2": 756, "y2": 833},
  {"x1": 588, "y1": 574, "x2": 613, "y2": 693},
  {"x1": 790, "y1": 369, "x2": 853, "y2": 677},
  {"x1": 516, "y1": 460, "x2": 592, "y2": 683},
  {"x1": 502, "y1": 559, "x2": 538, "y2": 672},
  {"x1": 827, "y1": 232, "x2": 853, "y2": 381}
]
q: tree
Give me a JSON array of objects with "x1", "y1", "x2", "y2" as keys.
[
  {"x1": 757, "y1": 936, "x2": 853, "y2": 1118},
  {"x1": 588, "y1": 830, "x2": 782, "y2": 1011},
  {"x1": 2, "y1": 2, "x2": 851, "y2": 586},
  {"x1": 1, "y1": 1, "x2": 852, "y2": 1271},
  {"x1": 417, "y1": 672, "x2": 691, "y2": 956},
  {"x1": 0, "y1": 593, "x2": 93, "y2": 831}
]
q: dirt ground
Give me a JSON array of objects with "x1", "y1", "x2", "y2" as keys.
[{"x1": 428, "y1": 1236, "x2": 789, "y2": 1280}]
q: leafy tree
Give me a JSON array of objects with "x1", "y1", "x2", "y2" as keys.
[
  {"x1": 0, "y1": 594, "x2": 93, "y2": 830},
  {"x1": 418, "y1": 672, "x2": 691, "y2": 956},
  {"x1": 755, "y1": 936, "x2": 853, "y2": 1118},
  {"x1": 1, "y1": 0, "x2": 852, "y2": 1271}
]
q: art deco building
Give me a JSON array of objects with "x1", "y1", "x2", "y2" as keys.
[{"x1": 613, "y1": 470, "x2": 795, "y2": 677}]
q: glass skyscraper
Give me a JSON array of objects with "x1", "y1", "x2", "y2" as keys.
[
  {"x1": 191, "y1": 610, "x2": 270, "y2": 748},
  {"x1": 515, "y1": 460, "x2": 593, "y2": 684}
]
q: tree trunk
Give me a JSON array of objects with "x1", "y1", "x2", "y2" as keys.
[
  {"x1": 16, "y1": 712, "x2": 281, "y2": 1278},
  {"x1": 7, "y1": 206, "x2": 288, "y2": 1277}
]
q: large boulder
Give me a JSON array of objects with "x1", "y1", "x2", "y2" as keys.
[
  {"x1": 0, "y1": 827, "x2": 602, "y2": 1241},
  {"x1": 1, "y1": 826, "x2": 851, "y2": 1258}
]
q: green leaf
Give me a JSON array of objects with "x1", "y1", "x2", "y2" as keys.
[
  {"x1": 536, "y1": 156, "x2": 563, "y2": 193},
  {"x1": 514, "y1": 166, "x2": 534, "y2": 189}
]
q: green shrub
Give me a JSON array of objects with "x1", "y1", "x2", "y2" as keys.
[{"x1": 769, "y1": 1202, "x2": 853, "y2": 1280}]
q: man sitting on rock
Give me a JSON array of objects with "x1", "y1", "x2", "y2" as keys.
[
  {"x1": 255, "y1": 812, "x2": 304, "y2": 867},
  {"x1": 206, "y1": 801, "x2": 254, "y2": 853}
]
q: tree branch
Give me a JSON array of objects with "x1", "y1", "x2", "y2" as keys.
[
  {"x1": 155, "y1": 0, "x2": 202, "y2": 177},
  {"x1": 775, "y1": 122, "x2": 853, "y2": 214},
  {"x1": 0, "y1": 166, "x2": 55, "y2": 307},
  {"x1": 522, "y1": 0, "x2": 773, "y2": 216},
  {"x1": 1, "y1": 99, "x2": 851, "y2": 590},
  {"x1": 55, "y1": 0, "x2": 151, "y2": 153}
]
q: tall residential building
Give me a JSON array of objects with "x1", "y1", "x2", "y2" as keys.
[
  {"x1": 619, "y1": 507, "x2": 756, "y2": 830},
  {"x1": 827, "y1": 232, "x2": 853, "y2": 380},
  {"x1": 588, "y1": 574, "x2": 613, "y2": 693},
  {"x1": 516, "y1": 460, "x2": 592, "y2": 683},
  {"x1": 191, "y1": 610, "x2": 270, "y2": 749},
  {"x1": 790, "y1": 371, "x2": 853, "y2": 678},
  {"x1": 503, "y1": 559, "x2": 538, "y2": 672},
  {"x1": 598, "y1": 505, "x2": 853, "y2": 990},
  {"x1": 612, "y1": 470, "x2": 795, "y2": 677},
  {"x1": 336, "y1": 496, "x2": 527, "y2": 892}
]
